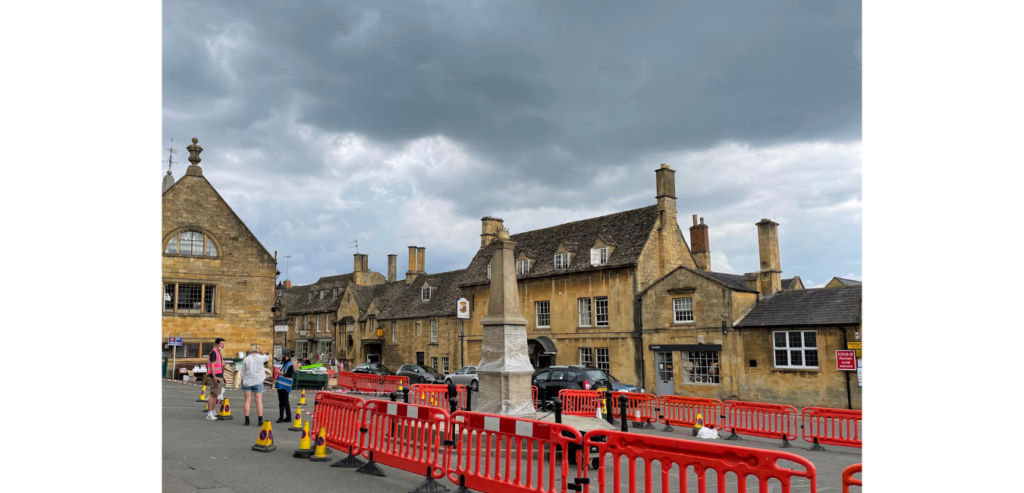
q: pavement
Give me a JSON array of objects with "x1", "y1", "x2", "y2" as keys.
[{"x1": 163, "y1": 381, "x2": 861, "y2": 492}]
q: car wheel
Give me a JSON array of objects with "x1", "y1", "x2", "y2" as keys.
[
  {"x1": 445, "y1": 379, "x2": 452, "y2": 386},
  {"x1": 470, "y1": 380, "x2": 478, "y2": 392},
  {"x1": 418, "y1": 376, "x2": 426, "y2": 383}
]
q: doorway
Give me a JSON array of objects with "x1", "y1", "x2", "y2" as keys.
[
  {"x1": 655, "y1": 352, "x2": 675, "y2": 396},
  {"x1": 367, "y1": 354, "x2": 381, "y2": 364}
]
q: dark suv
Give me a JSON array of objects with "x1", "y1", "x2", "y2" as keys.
[
  {"x1": 351, "y1": 363, "x2": 395, "y2": 376},
  {"x1": 531, "y1": 365, "x2": 612, "y2": 406}
]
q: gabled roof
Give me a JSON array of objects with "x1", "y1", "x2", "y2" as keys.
[
  {"x1": 735, "y1": 286, "x2": 861, "y2": 328},
  {"x1": 782, "y1": 276, "x2": 804, "y2": 290},
  {"x1": 376, "y1": 269, "x2": 468, "y2": 320},
  {"x1": 287, "y1": 274, "x2": 354, "y2": 315},
  {"x1": 274, "y1": 283, "x2": 308, "y2": 323},
  {"x1": 459, "y1": 206, "x2": 662, "y2": 286},
  {"x1": 694, "y1": 270, "x2": 759, "y2": 293},
  {"x1": 830, "y1": 277, "x2": 862, "y2": 287}
]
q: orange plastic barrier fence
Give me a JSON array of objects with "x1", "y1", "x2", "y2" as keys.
[
  {"x1": 722, "y1": 400, "x2": 798, "y2": 446},
  {"x1": 581, "y1": 430, "x2": 817, "y2": 493},
  {"x1": 337, "y1": 371, "x2": 357, "y2": 391},
  {"x1": 380, "y1": 375, "x2": 410, "y2": 395},
  {"x1": 354, "y1": 373, "x2": 382, "y2": 394},
  {"x1": 842, "y1": 463, "x2": 862, "y2": 493},
  {"x1": 658, "y1": 395, "x2": 724, "y2": 431},
  {"x1": 557, "y1": 389, "x2": 602, "y2": 417},
  {"x1": 532, "y1": 385, "x2": 539, "y2": 410},
  {"x1": 311, "y1": 392, "x2": 366, "y2": 457},
  {"x1": 360, "y1": 400, "x2": 450, "y2": 480},
  {"x1": 801, "y1": 407, "x2": 862, "y2": 449},
  {"x1": 609, "y1": 392, "x2": 658, "y2": 427},
  {"x1": 410, "y1": 384, "x2": 467, "y2": 410},
  {"x1": 448, "y1": 411, "x2": 584, "y2": 493}
]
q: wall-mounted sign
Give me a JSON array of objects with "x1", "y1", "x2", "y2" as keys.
[
  {"x1": 457, "y1": 297, "x2": 471, "y2": 319},
  {"x1": 847, "y1": 341, "x2": 862, "y2": 357},
  {"x1": 168, "y1": 336, "x2": 182, "y2": 346},
  {"x1": 836, "y1": 350, "x2": 857, "y2": 371},
  {"x1": 274, "y1": 325, "x2": 288, "y2": 333}
]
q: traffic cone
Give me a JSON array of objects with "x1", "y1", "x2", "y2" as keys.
[
  {"x1": 299, "y1": 389, "x2": 307, "y2": 405},
  {"x1": 196, "y1": 385, "x2": 208, "y2": 402},
  {"x1": 293, "y1": 420, "x2": 313, "y2": 458},
  {"x1": 289, "y1": 406, "x2": 303, "y2": 431},
  {"x1": 309, "y1": 427, "x2": 331, "y2": 462},
  {"x1": 252, "y1": 420, "x2": 276, "y2": 452},
  {"x1": 216, "y1": 398, "x2": 233, "y2": 420},
  {"x1": 692, "y1": 412, "x2": 703, "y2": 437}
]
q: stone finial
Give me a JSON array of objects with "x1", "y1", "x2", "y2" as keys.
[
  {"x1": 186, "y1": 137, "x2": 204, "y2": 176},
  {"x1": 495, "y1": 226, "x2": 510, "y2": 242}
]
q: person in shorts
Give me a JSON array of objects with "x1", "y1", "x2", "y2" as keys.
[
  {"x1": 240, "y1": 345, "x2": 269, "y2": 426},
  {"x1": 204, "y1": 338, "x2": 226, "y2": 420}
]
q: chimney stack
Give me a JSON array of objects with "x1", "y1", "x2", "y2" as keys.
[
  {"x1": 756, "y1": 218, "x2": 782, "y2": 295},
  {"x1": 654, "y1": 164, "x2": 677, "y2": 226},
  {"x1": 742, "y1": 273, "x2": 761, "y2": 294},
  {"x1": 417, "y1": 247, "x2": 426, "y2": 274},
  {"x1": 480, "y1": 216, "x2": 504, "y2": 248},
  {"x1": 283, "y1": 280, "x2": 292, "y2": 289},
  {"x1": 406, "y1": 246, "x2": 419, "y2": 284},
  {"x1": 387, "y1": 254, "x2": 397, "y2": 283},
  {"x1": 689, "y1": 215, "x2": 711, "y2": 271},
  {"x1": 353, "y1": 253, "x2": 368, "y2": 272}
]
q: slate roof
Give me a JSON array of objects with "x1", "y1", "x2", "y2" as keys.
[
  {"x1": 694, "y1": 270, "x2": 759, "y2": 293},
  {"x1": 287, "y1": 274, "x2": 354, "y2": 315},
  {"x1": 375, "y1": 269, "x2": 468, "y2": 321},
  {"x1": 735, "y1": 286, "x2": 861, "y2": 328},
  {"x1": 782, "y1": 276, "x2": 803, "y2": 290},
  {"x1": 832, "y1": 277, "x2": 862, "y2": 286},
  {"x1": 458, "y1": 205, "x2": 663, "y2": 286},
  {"x1": 274, "y1": 283, "x2": 308, "y2": 323}
]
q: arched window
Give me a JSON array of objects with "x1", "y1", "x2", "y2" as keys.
[{"x1": 165, "y1": 231, "x2": 218, "y2": 256}]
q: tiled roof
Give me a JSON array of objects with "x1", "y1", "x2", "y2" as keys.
[
  {"x1": 458, "y1": 206, "x2": 663, "y2": 286},
  {"x1": 735, "y1": 286, "x2": 861, "y2": 327},
  {"x1": 694, "y1": 270, "x2": 759, "y2": 293},
  {"x1": 376, "y1": 269, "x2": 468, "y2": 320},
  {"x1": 781, "y1": 277, "x2": 800, "y2": 290},
  {"x1": 287, "y1": 274, "x2": 354, "y2": 315},
  {"x1": 832, "y1": 277, "x2": 862, "y2": 286},
  {"x1": 273, "y1": 284, "x2": 307, "y2": 323}
]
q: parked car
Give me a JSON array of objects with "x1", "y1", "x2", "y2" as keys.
[
  {"x1": 351, "y1": 362, "x2": 395, "y2": 376},
  {"x1": 531, "y1": 365, "x2": 611, "y2": 405},
  {"x1": 605, "y1": 373, "x2": 643, "y2": 393},
  {"x1": 444, "y1": 366, "x2": 479, "y2": 391},
  {"x1": 397, "y1": 364, "x2": 445, "y2": 384}
]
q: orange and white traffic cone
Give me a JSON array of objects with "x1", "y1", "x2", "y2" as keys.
[
  {"x1": 293, "y1": 420, "x2": 313, "y2": 458},
  {"x1": 251, "y1": 420, "x2": 276, "y2": 452},
  {"x1": 309, "y1": 427, "x2": 331, "y2": 462},
  {"x1": 216, "y1": 398, "x2": 233, "y2": 420},
  {"x1": 289, "y1": 406, "x2": 303, "y2": 431}
]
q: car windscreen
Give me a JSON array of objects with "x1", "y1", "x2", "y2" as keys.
[
  {"x1": 606, "y1": 373, "x2": 620, "y2": 383},
  {"x1": 586, "y1": 370, "x2": 607, "y2": 382}
]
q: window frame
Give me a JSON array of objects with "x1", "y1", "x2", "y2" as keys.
[
  {"x1": 442, "y1": 357, "x2": 449, "y2": 374},
  {"x1": 682, "y1": 350, "x2": 721, "y2": 386},
  {"x1": 672, "y1": 297, "x2": 694, "y2": 324},
  {"x1": 487, "y1": 264, "x2": 491, "y2": 280},
  {"x1": 430, "y1": 319, "x2": 438, "y2": 344},
  {"x1": 578, "y1": 297, "x2": 592, "y2": 327},
  {"x1": 164, "y1": 230, "x2": 218, "y2": 257},
  {"x1": 316, "y1": 315, "x2": 322, "y2": 333},
  {"x1": 295, "y1": 340, "x2": 309, "y2": 360},
  {"x1": 595, "y1": 348, "x2": 610, "y2": 371},
  {"x1": 333, "y1": 287, "x2": 339, "y2": 299},
  {"x1": 422, "y1": 286, "x2": 431, "y2": 302},
  {"x1": 594, "y1": 297, "x2": 609, "y2": 326},
  {"x1": 579, "y1": 347, "x2": 593, "y2": 367},
  {"x1": 590, "y1": 246, "x2": 608, "y2": 266},
  {"x1": 431, "y1": 357, "x2": 438, "y2": 372},
  {"x1": 773, "y1": 330, "x2": 819, "y2": 369},
  {"x1": 416, "y1": 322, "x2": 421, "y2": 337},
  {"x1": 535, "y1": 301, "x2": 551, "y2": 328},
  {"x1": 162, "y1": 282, "x2": 217, "y2": 315},
  {"x1": 391, "y1": 321, "x2": 398, "y2": 344},
  {"x1": 320, "y1": 290, "x2": 325, "y2": 300},
  {"x1": 554, "y1": 253, "x2": 570, "y2": 270},
  {"x1": 516, "y1": 259, "x2": 530, "y2": 276}
]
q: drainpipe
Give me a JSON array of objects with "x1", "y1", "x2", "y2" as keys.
[
  {"x1": 840, "y1": 326, "x2": 852, "y2": 410},
  {"x1": 634, "y1": 273, "x2": 646, "y2": 392}
]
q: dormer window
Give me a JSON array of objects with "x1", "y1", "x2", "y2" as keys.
[
  {"x1": 554, "y1": 253, "x2": 570, "y2": 270},
  {"x1": 332, "y1": 288, "x2": 338, "y2": 299},
  {"x1": 591, "y1": 247, "x2": 608, "y2": 266},
  {"x1": 308, "y1": 292, "x2": 313, "y2": 301},
  {"x1": 516, "y1": 259, "x2": 531, "y2": 276},
  {"x1": 422, "y1": 286, "x2": 431, "y2": 302},
  {"x1": 487, "y1": 264, "x2": 492, "y2": 280},
  {"x1": 320, "y1": 290, "x2": 325, "y2": 299}
]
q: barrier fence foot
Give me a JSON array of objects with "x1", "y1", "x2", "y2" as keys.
[
  {"x1": 808, "y1": 437, "x2": 826, "y2": 452},
  {"x1": 631, "y1": 421, "x2": 642, "y2": 429},
  {"x1": 662, "y1": 423, "x2": 674, "y2": 433},
  {"x1": 779, "y1": 436, "x2": 792, "y2": 448},
  {"x1": 409, "y1": 467, "x2": 449, "y2": 493},
  {"x1": 723, "y1": 429, "x2": 740, "y2": 441},
  {"x1": 692, "y1": 427, "x2": 699, "y2": 437},
  {"x1": 454, "y1": 474, "x2": 473, "y2": 493},
  {"x1": 330, "y1": 446, "x2": 365, "y2": 468},
  {"x1": 293, "y1": 448, "x2": 313, "y2": 458},
  {"x1": 356, "y1": 451, "x2": 386, "y2": 477},
  {"x1": 643, "y1": 421, "x2": 655, "y2": 429}
]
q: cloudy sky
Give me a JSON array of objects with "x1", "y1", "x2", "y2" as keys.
[{"x1": 163, "y1": 0, "x2": 861, "y2": 288}]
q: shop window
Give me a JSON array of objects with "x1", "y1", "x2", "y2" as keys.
[
  {"x1": 175, "y1": 343, "x2": 200, "y2": 358},
  {"x1": 683, "y1": 351, "x2": 720, "y2": 385},
  {"x1": 162, "y1": 283, "x2": 216, "y2": 314},
  {"x1": 295, "y1": 341, "x2": 309, "y2": 359}
]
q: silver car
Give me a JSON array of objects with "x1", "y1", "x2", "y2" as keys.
[{"x1": 444, "y1": 366, "x2": 479, "y2": 391}]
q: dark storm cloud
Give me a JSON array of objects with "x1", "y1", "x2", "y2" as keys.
[{"x1": 163, "y1": 0, "x2": 861, "y2": 286}]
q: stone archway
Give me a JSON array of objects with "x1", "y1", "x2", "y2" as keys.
[{"x1": 528, "y1": 336, "x2": 558, "y2": 369}]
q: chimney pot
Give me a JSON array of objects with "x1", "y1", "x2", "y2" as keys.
[
  {"x1": 387, "y1": 254, "x2": 397, "y2": 283},
  {"x1": 692, "y1": 214, "x2": 698, "y2": 226},
  {"x1": 283, "y1": 280, "x2": 292, "y2": 289}
]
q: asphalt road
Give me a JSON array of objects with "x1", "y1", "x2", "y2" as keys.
[{"x1": 162, "y1": 381, "x2": 861, "y2": 492}]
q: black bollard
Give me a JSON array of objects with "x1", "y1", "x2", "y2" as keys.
[
  {"x1": 465, "y1": 387, "x2": 472, "y2": 411},
  {"x1": 389, "y1": 391, "x2": 397, "y2": 402},
  {"x1": 553, "y1": 398, "x2": 563, "y2": 424},
  {"x1": 618, "y1": 394, "x2": 629, "y2": 433},
  {"x1": 402, "y1": 387, "x2": 410, "y2": 404},
  {"x1": 605, "y1": 391, "x2": 614, "y2": 425},
  {"x1": 449, "y1": 396, "x2": 459, "y2": 415}
]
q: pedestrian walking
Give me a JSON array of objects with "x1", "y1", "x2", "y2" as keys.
[
  {"x1": 205, "y1": 338, "x2": 226, "y2": 420},
  {"x1": 275, "y1": 348, "x2": 295, "y2": 423},
  {"x1": 241, "y1": 345, "x2": 269, "y2": 426}
]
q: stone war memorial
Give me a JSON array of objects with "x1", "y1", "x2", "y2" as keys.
[{"x1": 475, "y1": 226, "x2": 535, "y2": 416}]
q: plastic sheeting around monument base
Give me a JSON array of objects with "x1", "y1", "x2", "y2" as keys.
[{"x1": 475, "y1": 324, "x2": 536, "y2": 416}]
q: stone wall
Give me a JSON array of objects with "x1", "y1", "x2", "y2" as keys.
[
  {"x1": 635, "y1": 216, "x2": 696, "y2": 292},
  {"x1": 162, "y1": 174, "x2": 276, "y2": 372},
  {"x1": 379, "y1": 315, "x2": 463, "y2": 375}
]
